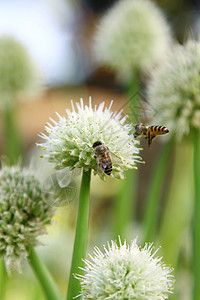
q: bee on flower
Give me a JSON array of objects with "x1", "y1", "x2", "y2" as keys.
[{"x1": 38, "y1": 98, "x2": 142, "y2": 180}]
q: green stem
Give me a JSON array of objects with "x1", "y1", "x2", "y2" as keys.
[
  {"x1": 193, "y1": 129, "x2": 200, "y2": 300},
  {"x1": 28, "y1": 247, "x2": 63, "y2": 300},
  {"x1": 4, "y1": 106, "x2": 22, "y2": 165},
  {"x1": 126, "y1": 73, "x2": 141, "y2": 121},
  {"x1": 158, "y1": 142, "x2": 193, "y2": 266},
  {"x1": 0, "y1": 260, "x2": 7, "y2": 299},
  {"x1": 143, "y1": 140, "x2": 173, "y2": 243},
  {"x1": 67, "y1": 169, "x2": 91, "y2": 300}
]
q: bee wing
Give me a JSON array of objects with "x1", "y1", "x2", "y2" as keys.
[
  {"x1": 71, "y1": 168, "x2": 82, "y2": 177},
  {"x1": 42, "y1": 173, "x2": 55, "y2": 195},
  {"x1": 96, "y1": 158, "x2": 106, "y2": 176},
  {"x1": 42, "y1": 173, "x2": 61, "y2": 207},
  {"x1": 42, "y1": 171, "x2": 77, "y2": 207},
  {"x1": 109, "y1": 151, "x2": 123, "y2": 166},
  {"x1": 56, "y1": 167, "x2": 72, "y2": 188},
  {"x1": 115, "y1": 92, "x2": 158, "y2": 126},
  {"x1": 141, "y1": 96, "x2": 157, "y2": 116}
]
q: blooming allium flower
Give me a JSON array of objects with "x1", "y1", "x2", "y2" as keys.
[
  {"x1": 38, "y1": 98, "x2": 141, "y2": 180},
  {"x1": 0, "y1": 165, "x2": 55, "y2": 273},
  {"x1": 147, "y1": 40, "x2": 200, "y2": 141},
  {"x1": 0, "y1": 35, "x2": 41, "y2": 110},
  {"x1": 93, "y1": 0, "x2": 171, "y2": 79},
  {"x1": 76, "y1": 238, "x2": 174, "y2": 299}
]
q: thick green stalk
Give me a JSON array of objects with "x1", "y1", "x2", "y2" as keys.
[
  {"x1": 28, "y1": 247, "x2": 63, "y2": 300},
  {"x1": 158, "y1": 143, "x2": 193, "y2": 266},
  {"x1": 0, "y1": 261, "x2": 7, "y2": 299},
  {"x1": 143, "y1": 140, "x2": 173, "y2": 243},
  {"x1": 193, "y1": 129, "x2": 200, "y2": 300},
  {"x1": 4, "y1": 106, "x2": 22, "y2": 165},
  {"x1": 67, "y1": 169, "x2": 91, "y2": 300}
]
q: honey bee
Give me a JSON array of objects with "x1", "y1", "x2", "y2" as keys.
[
  {"x1": 134, "y1": 123, "x2": 169, "y2": 147},
  {"x1": 93, "y1": 141, "x2": 113, "y2": 175}
]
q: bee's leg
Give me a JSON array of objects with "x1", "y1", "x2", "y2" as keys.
[
  {"x1": 134, "y1": 134, "x2": 141, "y2": 140},
  {"x1": 149, "y1": 135, "x2": 156, "y2": 146},
  {"x1": 147, "y1": 130, "x2": 151, "y2": 147}
]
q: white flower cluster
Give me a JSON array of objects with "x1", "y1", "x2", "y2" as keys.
[
  {"x1": 148, "y1": 40, "x2": 200, "y2": 141},
  {"x1": 0, "y1": 165, "x2": 55, "y2": 273},
  {"x1": 38, "y1": 98, "x2": 141, "y2": 180},
  {"x1": 94, "y1": 0, "x2": 171, "y2": 80},
  {"x1": 0, "y1": 35, "x2": 41, "y2": 110},
  {"x1": 76, "y1": 238, "x2": 174, "y2": 299}
]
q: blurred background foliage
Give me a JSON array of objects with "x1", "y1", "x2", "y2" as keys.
[{"x1": 0, "y1": 0, "x2": 199, "y2": 299}]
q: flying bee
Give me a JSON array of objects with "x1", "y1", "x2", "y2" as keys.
[
  {"x1": 134, "y1": 123, "x2": 169, "y2": 147},
  {"x1": 115, "y1": 91, "x2": 169, "y2": 147}
]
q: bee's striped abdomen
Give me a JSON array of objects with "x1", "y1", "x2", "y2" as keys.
[
  {"x1": 99, "y1": 155, "x2": 112, "y2": 175},
  {"x1": 103, "y1": 158, "x2": 112, "y2": 175},
  {"x1": 105, "y1": 165, "x2": 112, "y2": 175},
  {"x1": 150, "y1": 125, "x2": 169, "y2": 135}
]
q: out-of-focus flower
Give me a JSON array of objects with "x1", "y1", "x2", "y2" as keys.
[
  {"x1": 75, "y1": 237, "x2": 174, "y2": 299},
  {"x1": 93, "y1": 0, "x2": 171, "y2": 80},
  {"x1": 147, "y1": 40, "x2": 200, "y2": 141},
  {"x1": 38, "y1": 98, "x2": 141, "y2": 180},
  {"x1": 0, "y1": 35, "x2": 41, "y2": 110},
  {"x1": 0, "y1": 165, "x2": 55, "y2": 273}
]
